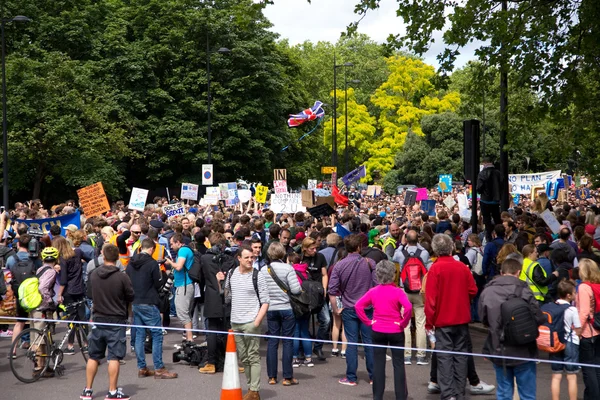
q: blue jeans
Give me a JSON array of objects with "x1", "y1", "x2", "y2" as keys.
[
  {"x1": 294, "y1": 314, "x2": 312, "y2": 358},
  {"x1": 133, "y1": 304, "x2": 164, "y2": 370},
  {"x1": 267, "y1": 309, "x2": 295, "y2": 379},
  {"x1": 493, "y1": 361, "x2": 536, "y2": 400},
  {"x1": 342, "y1": 307, "x2": 373, "y2": 383},
  {"x1": 313, "y1": 302, "x2": 331, "y2": 352}
]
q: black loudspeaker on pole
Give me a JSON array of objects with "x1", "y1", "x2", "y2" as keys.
[{"x1": 463, "y1": 119, "x2": 480, "y2": 234}]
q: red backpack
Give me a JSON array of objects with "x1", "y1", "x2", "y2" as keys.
[
  {"x1": 586, "y1": 282, "x2": 600, "y2": 330},
  {"x1": 400, "y1": 249, "x2": 427, "y2": 293}
]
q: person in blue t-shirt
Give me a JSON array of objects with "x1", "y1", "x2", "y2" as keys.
[{"x1": 165, "y1": 233, "x2": 195, "y2": 342}]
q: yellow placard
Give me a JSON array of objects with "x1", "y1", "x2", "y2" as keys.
[
  {"x1": 321, "y1": 166, "x2": 337, "y2": 174},
  {"x1": 255, "y1": 185, "x2": 268, "y2": 204}
]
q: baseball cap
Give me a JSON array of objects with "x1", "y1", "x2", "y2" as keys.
[
  {"x1": 149, "y1": 219, "x2": 164, "y2": 230},
  {"x1": 64, "y1": 224, "x2": 78, "y2": 233}
]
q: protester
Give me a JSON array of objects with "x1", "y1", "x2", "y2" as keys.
[
  {"x1": 476, "y1": 158, "x2": 502, "y2": 241},
  {"x1": 165, "y1": 233, "x2": 195, "y2": 342},
  {"x1": 355, "y1": 260, "x2": 412, "y2": 400},
  {"x1": 425, "y1": 234, "x2": 477, "y2": 400},
  {"x1": 83, "y1": 244, "x2": 135, "y2": 400}
]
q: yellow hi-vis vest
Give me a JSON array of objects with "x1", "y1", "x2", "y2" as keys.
[
  {"x1": 109, "y1": 234, "x2": 130, "y2": 268},
  {"x1": 382, "y1": 236, "x2": 397, "y2": 254},
  {"x1": 519, "y1": 258, "x2": 548, "y2": 302}
]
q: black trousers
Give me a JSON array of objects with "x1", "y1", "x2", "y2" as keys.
[
  {"x1": 580, "y1": 336, "x2": 600, "y2": 400},
  {"x1": 430, "y1": 329, "x2": 479, "y2": 386},
  {"x1": 436, "y1": 324, "x2": 469, "y2": 400},
  {"x1": 206, "y1": 317, "x2": 229, "y2": 368},
  {"x1": 64, "y1": 293, "x2": 86, "y2": 345},
  {"x1": 372, "y1": 331, "x2": 408, "y2": 400},
  {"x1": 480, "y1": 202, "x2": 501, "y2": 241}
]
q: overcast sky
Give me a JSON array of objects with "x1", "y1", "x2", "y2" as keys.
[{"x1": 262, "y1": 0, "x2": 480, "y2": 71}]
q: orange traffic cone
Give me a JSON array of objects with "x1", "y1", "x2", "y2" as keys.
[{"x1": 220, "y1": 329, "x2": 243, "y2": 400}]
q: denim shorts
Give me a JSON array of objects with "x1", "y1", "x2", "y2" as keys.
[{"x1": 550, "y1": 341, "x2": 580, "y2": 374}]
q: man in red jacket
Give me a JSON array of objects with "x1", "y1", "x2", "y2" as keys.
[{"x1": 425, "y1": 234, "x2": 477, "y2": 400}]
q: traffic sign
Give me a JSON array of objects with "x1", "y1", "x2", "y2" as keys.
[{"x1": 202, "y1": 164, "x2": 213, "y2": 185}]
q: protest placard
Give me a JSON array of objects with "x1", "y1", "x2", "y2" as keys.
[
  {"x1": 273, "y1": 180, "x2": 288, "y2": 194},
  {"x1": 540, "y1": 209, "x2": 561, "y2": 234},
  {"x1": 509, "y1": 170, "x2": 561, "y2": 194},
  {"x1": 438, "y1": 174, "x2": 452, "y2": 193},
  {"x1": 129, "y1": 187, "x2": 149, "y2": 211},
  {"x1": 181, "y1": 183, "x2": 199, "y2": 201},
  {"x1": 307, "y1": 179, "x2": 317, "y2": 190},
  {"x1": 420, "y1": 200, "x2": 436, "y2": 217},
  {"x1": 301, "y1": 190, "x2": 314, "y2": 207},
  {"x1": 206, "y1": 186, "x2": 220, "y2": 198},
  {"x1": 270, "y1": 193, "x2": 306, "y2": 214},
  {"x1": 321, "y1": 166, "x2": 336, "y2": 174},
  {"x1": 416, "y1": 188, "x2": 428, "y2": 201},
  {"x1": 202, "y1": 195, "x2": 219, "y2": 205},
  {"x1": 366, "y1": 185, "x2": 381, "y2": 197},
  {"x1": 255, "y1": 185, "x2": 268, "y2": 204},
  {"x1": 77, "y1": 182, "x2": 110, "y2": 218},
  {"x1": 274, "y1": 169, "x2": 287, "y2": 181},
  {"x1": 443, "y1": 196, "x2": 456, "y2": 210},
  {"x1": 163, "y1": 202, "x2": 186, "y2": 218},
  {"x1": 405, "y1": 190, "x2": 417, "y2": 206},
  {"x1": 238, "y1": 189, "x2": 252, "y2": 203}
]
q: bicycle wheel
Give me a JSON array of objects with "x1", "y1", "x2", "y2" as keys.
[
  {"x1": 75, "y1": 326, "x2": 89, "y2": 363},
  {"x1": 9, "y1": 328, "x2": 51, "y2": 383}
]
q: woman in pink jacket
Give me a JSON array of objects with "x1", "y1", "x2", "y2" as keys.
[
  {"x1": 356, "y1": 260, "x2": 413, "y2": 400},
  {"x1": 576, "y1": 258, "x2": 600, "y2": 400}
]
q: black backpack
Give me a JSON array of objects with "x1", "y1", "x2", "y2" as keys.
[
  {"x1": 297, "y1": 273, "x2": 325, "y2": 314},
  {"x1": 187, "y1": 246, "x2": 203, "y2": 284},
  {"x1": 11, "y1": 254, "x2": 36, "y2": 290},
  {"x1": 501, "y1": 285, "x2": 539, "y2": 346}
]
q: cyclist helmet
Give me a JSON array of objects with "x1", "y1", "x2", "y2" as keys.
[{"x1": 41, "y1": 246, "x2": 59, "y2": 262}]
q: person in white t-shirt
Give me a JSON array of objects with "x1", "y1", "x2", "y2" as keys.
[{"x1": 550, "y1": 280, "x2": 582, "y2": 400}]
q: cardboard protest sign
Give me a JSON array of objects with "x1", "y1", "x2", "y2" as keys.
[
  {"x1": 270, "y1": 193, "x2": 306, "y2": 214},
  {"x1": 16, "y1": 210, "x2": 81, "y2": 236},
  {"x1": 443, "y1": 196, "x2": 456, "y2": 210},
  {"x1": 274, "y1": 169, "x2": 287, "y2": 181},
  {"x1": 77, "y1": 182, "x2": 110, "y2": 217},
  {"x1": 181, "y1": 183, "x2": 199, "y2": 201},
  {"x1": 420, "y1": 200, "x2": 436, "y2": 217},
  {"x1": 206, "y1": 186, "x2": 220, "y2": 198},
  {"x1": 129, "y1": 187, "x2": 149, "y2": 211},
  {"x1": 301, "y1": 190, "x2": 314, "y2": 207},
  {"x1": 316, "y1": 196, "x2": 336, "y2": 209},
  {"x1": 202, "y1": 195, "x2": 219, "y2": 205},
  {"x1": 367, "y1": 185, "x2": 381, "y2": 197},
  {"x1": 238, "y1": 189, "x2": 252, "y2": 203},
  {"x1": 163, "y1": 202, "x2": 186, "y2": 218},
  {"x1": 273, "y1": 180, "x2": 288, "y2": 194},
  {"x1": 307, "y1": 179, "x2": 317, "y2": 190},
  {"x1": 540, "y1": 209, "x2": 561, "y2": 234},
  {"x1": 255, "y1": 185, "x2": 268, "y2": 204}
]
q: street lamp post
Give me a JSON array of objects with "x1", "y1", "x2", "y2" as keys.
[
  {"x1": 206, "y1": 30, "x2": 230, "y2": 165},
  {"x1": 1, "y1": 15, "x2": 30, "y2": 208},
  {"x1": 332, "y1": 58, "x2": 353, "y2": 170},
  {"x1": 344, "y1": 74, "x2": 360, "y2": 175}
]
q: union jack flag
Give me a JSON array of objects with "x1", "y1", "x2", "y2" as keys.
[{"x1": 287, "y1": 101, "x2": 325, "y2": 128}]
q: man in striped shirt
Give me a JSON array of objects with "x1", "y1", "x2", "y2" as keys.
[{"x1": 222, "y1": 245, "x2": 270, "y2": 400}]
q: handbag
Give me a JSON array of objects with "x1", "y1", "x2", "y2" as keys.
[{"x1": 267, "y1": 265, "x2": 310, "y2": 317}]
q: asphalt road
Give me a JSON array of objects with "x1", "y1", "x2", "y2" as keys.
[{"x1": 0, "y1": 321, "x2": 585, "y2": 400}]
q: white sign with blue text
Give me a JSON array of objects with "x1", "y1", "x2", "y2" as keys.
[
  {"x1": 163, "y1": 202, "x2": 186, "y2": 218},
  {"x1": 509, "y1": 170, "x2": 561, "y2": 195}
]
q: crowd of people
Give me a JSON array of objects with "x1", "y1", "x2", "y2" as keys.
[{"x1": 1, "y1": 182, "x2": 600, "y2": 400}]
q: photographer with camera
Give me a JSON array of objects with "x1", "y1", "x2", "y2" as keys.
[
  {"x1": 126, "y1": 238, "x2": 177, "y2": 379},
  {"x1": 198, "y1": 232, "x2": 236, "y2": 374},
  {"x1": 7, "y1": 234, "x2": 42, "y2": 354}
]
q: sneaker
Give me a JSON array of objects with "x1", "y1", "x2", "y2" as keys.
[
  {"x1": 470, "y1": 381, "x2": 496, "y2": 395},
  {"x1": 105, "y1": 388, "x2": 130, "y2": 399},
  {"x1": 427, "y1": 381, "x2": 441, "y2": 394},
  {"x1": 385, "y1": 354, "x2": 392, "y2": 361},
  {"x1": 80, "y1": 388, "x2": 93, "y2": 400},
  {"x1": 341, "y1": 352, "x2": 346, "y2": 359},
  {"x1": 331, "y1": 348, "x2": 340, "y2": 357},
  {"x1": 404, "y1": 357, "x2": 411, "y2": 365},
  {"x1": 162, "y1": 330, "x2": 168, "y2": 335},
  {"x1": 417, "y1": 357, "x2": 429, "y2": 365},
  {"x1": 130, "y1": 346, "x2": 135, "y2": 354},
  {"x1": 0, "y1": 329, "x2": 13, "y2": 337},
  {"x1": 292, "y1": 358, "x2": 300, "y2": 368},
  {"x1": 125, "y1": 329, "x2": 131, "y2": 336},
  {"x1": 338, "y1": 378, "x2": 357, "y2": 386},
  {"x1": 304, "y1": 358, "x2": 314, "y2": 367},
  {"x1": 64, "y1": 347, "x2": 76, "y2": 356}
]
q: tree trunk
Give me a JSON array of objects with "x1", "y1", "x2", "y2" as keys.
[{"x1": 32, "y1": 162, "x2": 45, "y2": 200}]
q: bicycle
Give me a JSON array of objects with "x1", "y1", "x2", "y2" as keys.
[{"x1": 9, "y1": 300, "x2": 90, "y2": 383}]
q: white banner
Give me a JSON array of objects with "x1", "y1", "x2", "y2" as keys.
[
  {"x1": 270, "y1": 193, "x2": 306, "y2": 214},
  {"x1": 180, "y1": 183, "x2": 199, "y2": 201},
  {"x1": 128, "y1": 187, "x2": 149, "y2": 211},
  {"x1": 509, "y1": 170, "x2": 561, "y2": 195},
  {"x1": 238, "y1": 189, "x2": 252, "y2": 203},
  {"x1": 202, "y1": 164, "x2": 213, "y2": 185}
]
